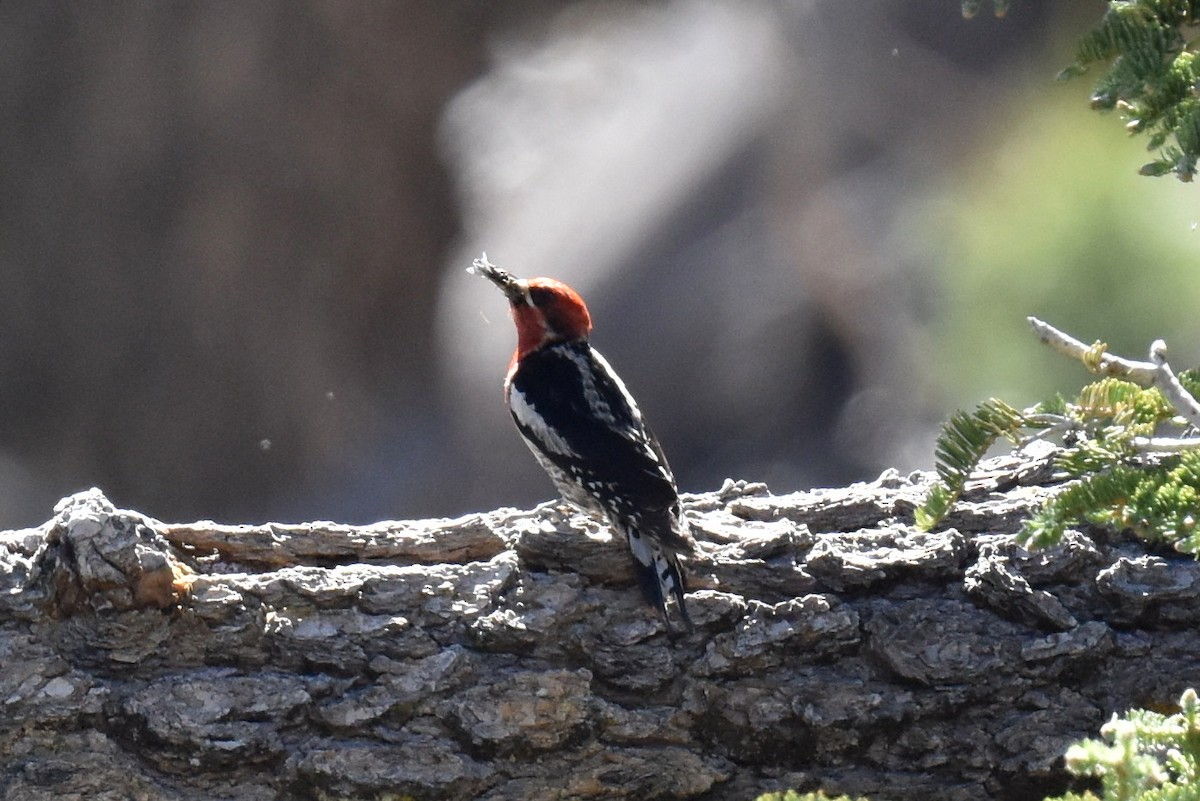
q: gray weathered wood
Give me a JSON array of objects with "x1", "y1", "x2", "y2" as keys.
[{"x1": 3, "y1": 454, "x2": 1200, "y2": 800}]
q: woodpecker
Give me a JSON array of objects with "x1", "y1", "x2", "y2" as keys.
[{"x1": 470, "y1": 254, "x2": 694, "y2": 628}]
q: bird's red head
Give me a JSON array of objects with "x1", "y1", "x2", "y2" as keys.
[
  {"x1": 472, "y1": 257, "x2": 592, "y2": 357},
  {"x1": 511, "y1": 277, "x2": 592, "y2": 355}
]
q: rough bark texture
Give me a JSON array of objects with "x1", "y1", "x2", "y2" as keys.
[{"x1": 3, "y1": 453, "x2": 1200, "y2": 801}]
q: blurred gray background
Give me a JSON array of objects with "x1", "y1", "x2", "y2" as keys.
[{"x1": 6, "y1": 0, "x2": 1196, "y2": 528}]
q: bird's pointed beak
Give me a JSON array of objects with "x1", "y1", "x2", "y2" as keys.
[{"x1": 469, "y1": 253, "x2": 526, "y2": 304}]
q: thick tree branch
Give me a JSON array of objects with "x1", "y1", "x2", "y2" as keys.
[{"x1": 3, "y1": 462, "x2": 1200, "y2": 800}]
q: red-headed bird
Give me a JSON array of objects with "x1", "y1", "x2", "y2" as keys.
[{"x1": 471, "y1": 254, "x2": 693, "y2": 628}]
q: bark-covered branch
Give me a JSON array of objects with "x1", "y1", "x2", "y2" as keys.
[{"x1": 4, "y1": 457, "x2": 1200, "y2": 801}]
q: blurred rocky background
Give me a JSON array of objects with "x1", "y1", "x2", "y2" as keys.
[{"x1": 2, "y1": 0, "x2": 1196, "y2": 528}]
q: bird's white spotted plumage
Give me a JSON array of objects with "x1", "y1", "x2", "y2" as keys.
[{"x1": 473, "y1": 254, "x2": 693, "y2": 629}]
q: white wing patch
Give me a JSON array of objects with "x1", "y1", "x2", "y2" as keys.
[{"x1": 509, "y1": 385, "x2": 577, "y2": 457}]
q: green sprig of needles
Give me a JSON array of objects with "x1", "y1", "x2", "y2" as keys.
[
  {"x1": 917, "y1": 330, "x2": 1200, "y2": 555},
  {"x1": 965, "y1": 0, "x2": 1200, "y2": 180}
]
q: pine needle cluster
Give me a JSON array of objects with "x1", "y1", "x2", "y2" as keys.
[
  {"x1": 916, "y1": 366, "x2": 1200, "y2": 554},
  {"x1": 1046, "y1": 688, "x2": 1200, "y2": 801},
  {"x1": 755, "y1": 690, "x2": 1200, "y2": 801},
  {"x1": 1059, "y1": 0, "x2": 1200, "y2": 181}
]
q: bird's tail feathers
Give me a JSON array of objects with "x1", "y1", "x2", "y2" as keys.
[{"x1": 624, "y1": 526, "x2": 692, "y2": 629}]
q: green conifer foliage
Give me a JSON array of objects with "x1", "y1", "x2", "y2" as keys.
[
  {"x1": 1061, "y1": 1, "x2": 1200, "y2": 181},
  {"x1": 918, "y1": 355, "x2": 1200, "y2": 556},
  {"x1": 1045, "y1": 689, "x2": 1200, "y2": 801}
]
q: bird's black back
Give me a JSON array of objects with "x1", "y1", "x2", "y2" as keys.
[{"x1": 508, "y1": 340, "x2": 682, "y2": 529}]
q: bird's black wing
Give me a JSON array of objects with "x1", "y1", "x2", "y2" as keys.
[{"x1": 508, "y1": 341, "x2": 684, "y2": 529}]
